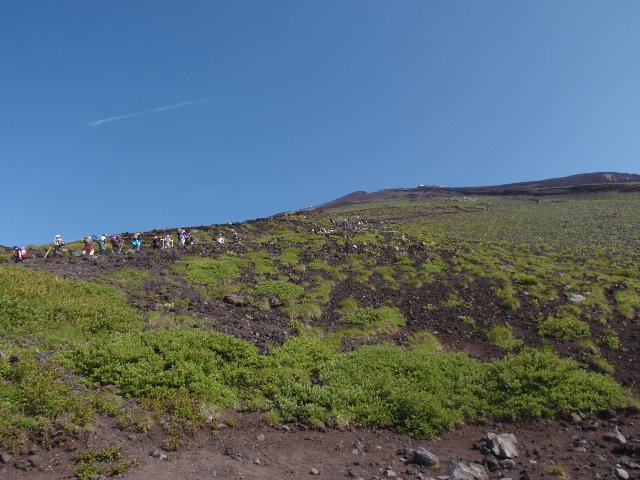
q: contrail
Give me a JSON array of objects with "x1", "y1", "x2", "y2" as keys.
[{"x1": 88, "y1": 99, "x2": 206, "y2": 126}]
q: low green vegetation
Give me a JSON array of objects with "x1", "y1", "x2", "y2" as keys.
[
  {"x1": 486, "y1": 325, "x2": 523, "y2": 350},
  {"x1": 174, "y1": 255, "x2": 247, "y2": 285},
  {"x1": 341, "y1": 307, "x2": 406, "y2": 334},
  {"x1": 407, "y1": 331, "x2": 442, "y2": 353},
  {"x1": 73, "y1": 445, "x2": 133, "y2": 479},
  {"x1": 538, "y1": 314, "x2": 591, "y2": 341},
  {"x1": 2, "y1": 192, "x2": 640, "y2": 461},
  {"x1": 0, "y1": 267, "x2": 144, "y2": 340}
]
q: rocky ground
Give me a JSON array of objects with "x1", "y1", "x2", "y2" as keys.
[{"x1": 2, "y1": 409, "x2": 638, "y2": 479}]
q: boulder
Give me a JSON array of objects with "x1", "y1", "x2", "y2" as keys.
[
  {"x1": 567, "y1": 294, "x2": 586, "y2": 303},
  {"x1": 269, "y1": 296, "x2": 283, "y2": 308},
  {"x1": 615, "y1": 467, "x2": 629, "y2": 480},
  {"x1": 604, "y1": 428, "x2": 626, "y2": 445},
  {"x1": 409, "y1": 447, "x2": 439, "y2": 466},
  {"x1": 224, "y1": 294, "x2": 247, "y2": 307},
  {"x1": 485, "y1": 432, "x2": 518, "y2": 459},
  {"x1": 442, "y1": 462, "x2": 488, "y2": 480}
]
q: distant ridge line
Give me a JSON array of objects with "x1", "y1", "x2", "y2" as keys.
[{"x1": 307, "y1": 171, "x2": 640, "y2": 212}]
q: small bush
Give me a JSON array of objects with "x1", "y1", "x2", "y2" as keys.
[
  {"x1": 486, "y1": 325, "x2": 523, "y2": 350},
  {"x1": 538, "y1": 314, "x2": 590, "y2": 341},
  {"x1": 407, "y1": 331, "x2": 442, "y2": 353}
]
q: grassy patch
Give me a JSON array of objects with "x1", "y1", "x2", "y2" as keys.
[
  {"x1": 615, "y1": 289, "x2": 640, "y2": 319},
  {"x1": 0, "y1": 267, "x2": 144, "y2": 340},
  {"x1": 256, "y1": 280, "x2": 304, "y2": 302},
  {"x1": 486, "y1": 325, "x2": 523, "y2": 350},
  {"x1": 407, "y1": 331, "x2": 442, "y2": 353},
  {"x1": 174, "y1": 255, "x2": 248, "y2": 285}
]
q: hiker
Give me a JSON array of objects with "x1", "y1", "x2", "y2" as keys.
[
  {"x1": 53, "y1": 234, "x2": 65, "y2": 257},
  {"x1": 132, "y1": 237, "x2": 141, "y2": 252},
  {"x1": 185, "y1": 232, "x2": 194, "y2": 246},
  {"x1": 152, "y1": 235, "x2": 162, "y2": 249},
  {"x1": 110, "y1": 234, "x2": 123, "y2": 253},
  {"x1": 98, "y1": 234, "x2": 107, "y2": 254},
  {"x1": 163, "y1": 234, "x2": 173, "y2": 248},
  {"x1": 216, "y1": 233, "x2": 225, "y2": 245},
  {"x1": 13, "y1": 246, "x2": 27, "y2": 262},
  {"x1": 178, "y1": 228, "x2": 186, "y2": 247},
  {"x1": 232, "y1": 231, "x2": 240, "y2": 243},
  {"x1": 83, "y1": 236, "x2": 94, "y2": 256}
]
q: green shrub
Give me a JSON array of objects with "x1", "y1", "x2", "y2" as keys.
[
  {"x1": 271, "y1": 346, "x2": 632, "y2": 439},
  {"x1": 63, "y1": 329, "x2": 264, "y2": 416},
  {"x1": 486, "y1": 325, "x2": 523, "y2": 350},
  {"x1": 538, "y1": 314, "x2": 590, "y2": 341},
  {"x1": 487, "y1": 349, "x2": 626, "y2": 418}
]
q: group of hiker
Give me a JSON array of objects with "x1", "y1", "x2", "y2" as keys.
[
  {"x1": 151, "y1": 228, "x2": 196, "y2": 249},
  {"x1": 12, "y1": 228, "x2": 242, "y2": 262}
]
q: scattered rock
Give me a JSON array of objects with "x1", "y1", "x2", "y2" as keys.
[
  {"x1": 14, "y1": 459, "x2": 31, "y2": 471},
  {"x1": 28, "y1": 455, "x2": 43, "y2": 467},
  {"x1": 569, "y1": 412, "x2": 583, "y2": 424},
  {"x1": 268, "y1": 296, "x2": 283, "y2": 308},
  {"x1": 384, "y1": 468, "x2": 397, "y2": 477},
  {"x1": 615, "y1": 467, "x2": 629, "y2": 480},
  {"x1": 224, "y1": 294, "x2": 247, "y2": 307},
  {"x1": 408, "y1": 447, "x2": 439, "y2": 466},
  {"x1": 0, "y1": 452, "x2": 13, "y2": 464},
  {"x1": 256, "y1": 434, "x2": 266, "y2": 443},
  {"x1": 604, "y1": 428, "x2": 627, "y2": 445},
  {"x1": 567, "y1": 293, "x2": 586, "y2": 303},
  {"x1": 310, "y1": 467, "x2": 320, "y2": 475},
  {"x1": 442, "y1": 462, "x2": 488, "y2": 480},
  {"x1": 485, "y1": 432, "x2": 518, "y2": 459},
  {"x1": 150, "y1": 449, "x2": 167, "y2": 461}
]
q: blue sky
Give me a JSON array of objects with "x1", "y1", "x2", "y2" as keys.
[{"x1": 2, "y1": 1, "x2": 640, "y2": 246}]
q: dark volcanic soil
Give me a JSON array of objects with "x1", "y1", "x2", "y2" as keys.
[{"x1": 3, "y1": 410, "x2": 639, "y2": 479}]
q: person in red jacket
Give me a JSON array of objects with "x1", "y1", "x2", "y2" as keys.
[{"x1": 13, "y1": 246, "x2": 28, "y2": 262}]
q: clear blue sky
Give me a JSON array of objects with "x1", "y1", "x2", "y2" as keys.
[{"x1": 2, "y1": 1, "x2": 640, "y2": 246}]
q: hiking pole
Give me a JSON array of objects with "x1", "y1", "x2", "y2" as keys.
[{"x1": 43, "y1": 247, "x2": 52, "y2": 259}]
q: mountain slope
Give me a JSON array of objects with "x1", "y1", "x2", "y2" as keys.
[{"x1": 311, "y1": 171, "x2": 640, "y2": 211}]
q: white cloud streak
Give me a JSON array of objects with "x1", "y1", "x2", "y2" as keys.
[{"x1": 88, "y1": 99, "x2": 206, "y2": 127}]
